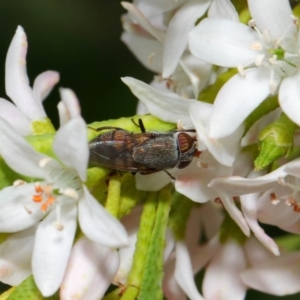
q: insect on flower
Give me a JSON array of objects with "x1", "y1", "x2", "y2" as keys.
[{"x1": 89, "y1": 119, "x2": 198, "y2": 178}]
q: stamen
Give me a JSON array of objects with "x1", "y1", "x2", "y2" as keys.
[
  {"x1": 32, "y1": 194, "x2": 43, "y2": 203},
  {"x1": 24, "y1": 205, "x2": 33, "y2": 214},
  {"x1": 61, "y1": 188, "x2": 78, "y2": 200},
  {"x1": 270, "y1": 192, "x2": 280, "y2": 205},
  {"x1": 262, "y1": 29, "x2": 270, "y2": 44},
  {"x1": 248, "y1": 19, "x2": 256, "y2": 27},
  {"x1": 13, "y1": 179, "x2": 26, "y2": 186},
  {"x1": 148, "y1": 53, "x2": 155, "y2": 65},
  {"x1": 177, "y1": 119, "x2": 186, "y2": 130},
  {"x1": 250, "y1": 41, "x2": 262, "y2": 51},
  {"x1": 255, "y1": 54, "x2": 265, "y2": 66},
  {"x1": 54, "y1": 221, "x2": 64, "y2": 231},
  {"x1": 39, "y1": 157, "x2": 53, "y2": 168},
  {"x1": 269, "y1": 55, "x2": 278, "y2": 64},
  {"x1": 237, "y1": 64, "x2": 246, "y2": 77}
]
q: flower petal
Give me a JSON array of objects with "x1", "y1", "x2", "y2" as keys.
[
  {"x1": 189, "y1": 18, "x2": 257, "y2": 67},
  {"x1": 0, "y1": 183, "x2": 44, "y2": 232},
  {"x1": 122, "y1": 77, "x2": 195, "y2": 126},
  {"x1": 241, "y1": 251, "x2": 300, "y2": 296},
  {"x1": 0, "y1": 226, "x2": 36, "y2": 286},
  {"x1": 33, "y1": 71, "x2": 59, "y2": 103},
  {"x1": 113, "y1": 231, "x2": 137, "y2": 285},
  {"x1": 208, "y1": 0, "x2": 239, "y2": 20},
  {"x1": 58, "y1": 88, "x2": 82, "y2": 122},
  {"x1": 203, "y1": 241, "x2": 247, "y2": 300},
  {"x1": 53, "y1": 117, "x2": 88, "y2": 182},
  {"x1": 5, "y1": 26, "x2": 46, "y2": 120},
  {"x1": 0, "y1": 98, "x2": 31, "y2": 136},
  {"x1": 78, "y1": 186, "x2": 128, "y2": 248},
  {"x1": 189, "y1": 101, "x2": 243, "y2": 166},
  {"x1": 121, "y1": 32, "x2": 162, "y2": 73},
  {"x1": 174, "y1": 241, "x2": 205, "y2": 300},
  {"x1": 209, "y1": 68, "x2": 270, "y2": 139},
  {"x1": 60, "y1": 237, "x2": 120, "y2": 300},
  {"x1": 121, "y1": 2, "x2": 165, "y2": 42},
  {"x1": 162, "y1": 0, "x2": 211, "y2": 78},
  {"x1": 248, "y1": 0, "x2": 295, "y2": 40},
  {"x1": 0, "y1": 117, "x2": 48, "y2": 178},
  {"x1": 135, "y1": 171, "x2": 172, "y2": 191},
  {"x1": 279, "y1": 71, "x2": 300, "y2": 126},
  {"x1": 175, "y1": 160, "x2": 217, "y2": 203},
  {"x1": 32, "y1": 202, "x2": 77, "y2": 297},
  {"x1": 240, "y1": 192, "x2": 279, "y2": 255}
]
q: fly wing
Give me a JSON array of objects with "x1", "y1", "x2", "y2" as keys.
[{"x1": 89, "y1": 130, "x2": 156, "y2": 172}]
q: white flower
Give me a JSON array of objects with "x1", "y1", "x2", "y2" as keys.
[
  {"x1": 60, "y1": 237, "x2": 120, "y2": 300},
  {"x1": 241, "y1": 250, "x2": 300, "y2": 296},
  {"x1": 0, "y1": 89, "x2": 128, "y2": 296},
  {"x1": 2, "y1": 26, "x2": 59, "y2": 135},
  {"x1": 188, "y1": 0, "x2": 300, "y2": 139}
]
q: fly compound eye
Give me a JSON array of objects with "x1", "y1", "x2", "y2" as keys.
[
  {"x1": 177, "y1": 133, "x2": 194, "y2": 153},
  {"x1": 177, "y1": 133, "x2": 197, "y2": 169}
]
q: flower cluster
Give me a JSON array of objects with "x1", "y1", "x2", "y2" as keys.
[{"x1": 0, "y1": 0, "x2": 300, "y2": 300}]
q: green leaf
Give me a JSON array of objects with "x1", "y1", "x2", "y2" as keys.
[{"x1": 88, "y1": 115, "x2": 175, "y2": 141}]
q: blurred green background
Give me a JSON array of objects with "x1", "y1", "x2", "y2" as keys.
[
  {"x1": 0, "y1": 1, "x2": 299, "y2": 299},
  {"x1": 0, "y1": 0, "x2": 153, "y2": 128}
]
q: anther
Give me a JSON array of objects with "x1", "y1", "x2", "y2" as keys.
[
  {"x1": 237, "y1": 64, "x2": 246, "y2": 77},
  {"x1": 13, "y1": 180, "x2": 26, "y2": 186},
  {"x1": 54, "y1": 221, "x2": 64, "y2": 231},
  {"x1": 250, "y1": 41, "x2": 262, "y2": 51},
  {"x1": 270, "y1": 192, "x2": 280, "y2": 205},
  {"x1": 39, "y1": 157, "x2": 53, "y2": 168}
]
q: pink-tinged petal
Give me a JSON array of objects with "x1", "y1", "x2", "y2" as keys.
[
  {"x1": 59, "y1": 88, "x2": 82, "y2": 121},
  {"x1": 279, "y1": 72, "x2": 300, "y2": 126},
  {"x1": 244, "y1": 237, "x2": 275, "y2": 267},
  {"x1": 53, "y1": 117, "x2": 88, "y2": 182},
  {"x1": 198, "y1": 203, "x2": 223, "y2": 240},
  {"x1": 209, "y1": 162, "x2": 287, "y2": 196},
  {"x1": 113, "y1": 232, "x2": 136, "y2": 285},
  {"x1": 121, "y1": 2, "x2": 165, "y2": 42},
  {"x1": 0, "y1": 98, "x2": 31, "y2": 135},
  {"x1": 0, "y1": 117, "x2": 48, "y2": 178},
  {"x1": 209, "y1": 68, "x2": 270, "y2": 139},
  {"x1": 33, "y1": 71, "x2": 59, "y2": 103},
  {"x1": 5, "y1": 26, "x2": 46, "y2": 120},
  {"x1": 208, "y1": 0, "x2": 238, "y2": 20},
  {"x1": 240, "y1": 193, "x2": 279, "y2": 255},
  {"x1": 241, "y1": 251, "x2": 300, "y2": 296},
  {"x1": 163, "y1": 257, "x2": 186, "y2": 300},
  {"x1": 135, "y1": 171, "x2": 172, "y2": 191},
  {"x1": 284, "y1": 159, "x2": 300, "y2": 178},
  {"x1": 189, "y1": 18, "x2": 257, "y2": 67},
  {"x1": 121, "y1": 32, "x2": 162, "y2": 73},
  {"x1": 32, "y1": 203, "x2": 77, "y2": 297},
  {"x1": 192, "y1": 236, "x2": 220, "y2": 274},
  {"x1": 175, "y1": 242, "x2": 205, "y2": 300},
  {"x1": 78, "y1": 186, "x2": 128, "y2": 248},
  {"x1": 218, "y1": 191, "x2": 250, "y2": 236},
  {"x1": 60, "y1": 237, "x2": 120, "y2": 300},
  {"x1": 257, "y1": 187, "x2": 300, "y2": 231},
  {"x1": 162, "y1": 0, "x2": 211, "y2": 78},
  {"x1": 122, "y1": 77, "x2": 195, "y2": 126},
  {"x1": 0, "y1": 183, "x2": 44, "y2": 232},
  {"x1": 189, "y1": 101, "x2": 243, "y2": 166},
  {"x1": 0, "y1": 226, "x2": 36, "y2": 285},
  {"x1": 248, "y1": 0, "x2": 295, "y2": 40},
  {"x1": 203, "y1": 241, "x2": 247, "y2": 300},
  {"x1": 175, "y1": 160, "x2": 217, "y2": 203}
]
